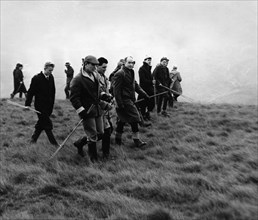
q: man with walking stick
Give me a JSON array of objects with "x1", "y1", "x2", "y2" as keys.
[
  {"x1": 153, "y1": 57, "x2": 171, "y2": 117},
  {"x1": 113, "y1": 56, "x2": 150, "y2": 148},
  {"x1": 70, "y1": 55, "x2": 112, "y2": 162},
  {"x1": 25, "y1": 62, "x2": 58, "y2": 146}
]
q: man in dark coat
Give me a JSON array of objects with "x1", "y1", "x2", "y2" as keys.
[
  {"x1": 70, "y1": 55, "x2": 112, "y2": 162},
  {"x1": 153, "y1": 57, "x2": 171, "y2": 116},
  {"x1": 25, "y1": 62, "x2": 58, "y2": 146},
  {"x1": 64, "y1": 62, "x2": 74, "y2": 99},
  {"x1": 11, "y1": 63, "x2": 27, "y2": 99},
  {"x1": 113, "y1": 56, "x2": 149, "y2": 148},
  {"x1": 137, "y1": 55, "x2": 155, "y2": 120}
]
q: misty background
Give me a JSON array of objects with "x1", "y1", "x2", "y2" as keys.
[{"x1": 1, "y1": 0, "x2": 257, "y2": 104}]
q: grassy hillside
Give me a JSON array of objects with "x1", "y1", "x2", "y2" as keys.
[{"x1": 0, "y1": 98, "x2": 258, "y2": 220}]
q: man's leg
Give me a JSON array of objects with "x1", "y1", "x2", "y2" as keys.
[
  {"x1": 115, "y1": 120, "x2": 125, "y2": 145},
  {"x1": 157, "y1": 94, "x2": 163, "y2": 113},
  {"x1": 130, "y1": 122, "x2": 146, "y2": 148},
  {"x1": 64, "y1": 84, "x2": 69, "y2": 99},
  {"x1": 44, "y1": 117, "x2": 58, "y2": 146}
]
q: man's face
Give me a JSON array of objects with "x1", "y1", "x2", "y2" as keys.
[
  {"x1": 85, "y1": 63, "x2": 97, "y2": 73},
  {"x1": 161, "y1": 60, "x2": 168, "y2": 67},
  {"x1": 97, "y1": 63, "x2": 107, "y2": 75},
  {"x1": 124, "y1": 57, "x2": 135, "y2": 69},
  {"x1": 44, "y1": 66, "x2": 54, "y2": 76},
  {"x1": 145, "y1": 58, "x2": 152, "y2": 66}
]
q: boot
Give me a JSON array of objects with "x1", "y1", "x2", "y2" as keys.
[
  {"x1": 10, "y1": 93, "x2": 14, "y2": 99},
  {"x1": 133, "y1": 139, "x2": 147, "y2": 148},
  {"x1": 115, "y1": 132, "x2": 122, "y2": 145},
  {"x1": 145, "y1": 111, "x2": 151, "y2": 120},
  {"x1": 102, "y1": 132, "x2": 110, "y2": 160},
  {"x1": 30, "y1": 129, "x2": 42, "y2": 143},
  {"x1": 74, "y1": 136, "x2": 87, "y2": 157},
  {"x1": 45, "y1": 130, "x2": 59, "y2": 146},
  {"x1": 88, "y1": 142, "x2": 98, "y2": 163}
]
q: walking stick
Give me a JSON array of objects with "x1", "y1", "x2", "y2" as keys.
[
  {"x1": 135, "y1": 91, "x2": 169, "y2": 104},
  {"x1": 7, "y1": 100, "x2": 41, "y2": 114},
  {"x1": 159, "y1": 85, "x2": 195, "y2": 102},
  {"x1": 49, "y1": 119, "x2": 83, "y2": 160},
  {"x1": 48, "y1": 104, "x2": 94, "y2": 160}
]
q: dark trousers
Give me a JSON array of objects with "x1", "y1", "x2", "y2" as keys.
[
  {"x1": 11, "y1": 83, "x2": 27, "y2": 98},
  {"x1": 157, "y1": 93, "x2": 168, "y2": 113},
  {"x1": 116, "y1": 121, "x2": 139, "y2": 133},
  {"x1": 31, "y1": 114, "x2": 58, "y2": 145},
  {"x1": 64, "y1": 78, "x2": 72, "y2": 99},
  {"x1": 102, "y1": 127, "x2": 112, "y2": 157}
]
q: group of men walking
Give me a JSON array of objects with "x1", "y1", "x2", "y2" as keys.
[{"x1": 11, "y1": 55, "x2": 182, "y2": 162}]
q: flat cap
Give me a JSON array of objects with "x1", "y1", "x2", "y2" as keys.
[
  {"x1": 160, "y1": 57, "x2": 169, "y2": 62},
  {"x1": 44, "y1": 62, "x2": 55, "y2": 68},
  {"x1": 84, "y1": 55, "x2": 99, "y2": 65}
]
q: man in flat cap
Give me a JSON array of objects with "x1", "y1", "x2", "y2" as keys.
[
  {"x1": 25, "y1": 62, "x2": 58, "y2": 145},
  {"x1": 137, "y1": 55, "x2": 155, "y2": 121},
  {"x1": 153, "y1": 57, "x2": 171, "y2": 117},
  {"x1": 70, "y1": 55, "x2": 112, "y2": 162},
  {"x1": 64, "y1": 62, "x2": 74, "y2": 99},
  {"x1": 113, "y1": 56, "x2": 150, "y2": 148}
]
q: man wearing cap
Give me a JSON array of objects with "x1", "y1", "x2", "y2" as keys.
[
  {"x1": 153, "y1": 57, "x2": 171, "y2": 116},
  {"x1": 64, "y1": 62, "x2": 74, "y2": 99},
  {"x1": 25, "y1": 62, "x2": 58, "y2": 146},
  {"x1": 137, "y1": 55, "x2": 155, "y2": 120},
  {"x1": 113, "y1": 56, "x2": 150, "y2": 148},
  {"x1": 70, "y1": 55, "x2": 112, "y2": 162}
]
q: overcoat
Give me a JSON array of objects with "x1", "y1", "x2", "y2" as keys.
[
  {"x1": 152, "y1": 64, "x2": 171, "y2": 92},
  {"x1": 25, "y1": 72, "x2": 55, "y2": 116},
  {"x1": 170, "y1": 70, "x2": 182, "y2": 95},
  {"x1": 113, "y1": 66, "x2": 146, "y2": 123},
  {"x1": 70, "y1": 70, "x2": 108, "y2": 118}
]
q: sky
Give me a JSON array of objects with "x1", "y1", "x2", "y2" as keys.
[{"x1": 1, "y1": 0, "x2": 257, "y2": 102}]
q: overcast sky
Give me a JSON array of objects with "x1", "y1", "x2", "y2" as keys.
[{"x1": 1, "y1": 0, "x2": 257, "y2": 101}]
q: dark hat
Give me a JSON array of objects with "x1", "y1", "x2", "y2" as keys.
[
  {"x1": 160, "y1": 57, "x2": 169, "y2": 62},
  {"x1": 44, "y1": 62, "x2": 55, "y2": 68},
  {"x1": 65, "y1": 62, "x2": 70, "y2": 66},
  {"x1": 84, "y1": 55, "x2": 99, "y2": 65}
]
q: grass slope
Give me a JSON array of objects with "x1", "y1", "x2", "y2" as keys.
[{"x1": 0, "y1": 98, "x2": 258, "y2": 220}]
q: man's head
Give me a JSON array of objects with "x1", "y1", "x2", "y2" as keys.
[
  {"x1": 83, "y1": 55, "x2": 99, "y2": 74},
  {"x1": 124, "y1": 56, "x2": 135, "y2": 69},
  {"x1": 44, "y1": 62, "x2": 55, "y2": 76},
  {"x1": 160, "y1": 57, "x2": 169, "y2": 67},
  {"x1": 144, "y1": 55, "x2": 152, "y2": 66},
  {"x1": 97, "y1": 57, "x2": 108, "y2": 75},
  {"x1": 172, "y1": 66, "x2": 177, "y2": 70},
  {"x1": 65, "y1": 62, "x2": 70, "y2": 66}
]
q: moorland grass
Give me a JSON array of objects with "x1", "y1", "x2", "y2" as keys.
[{"x1": 0, "y1": 98, "x2": 257, "y2": 220}]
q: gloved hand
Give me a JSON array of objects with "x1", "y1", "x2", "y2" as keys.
[
  {"x1": 104, "y1": 103, "x2": 113, "y2": 111},
  {"x1": 100, "y1": 93, "x2": 113, "y2": 103},
  {"x1": 78, "y1": 110, "x2": 88, "y2": 120}
]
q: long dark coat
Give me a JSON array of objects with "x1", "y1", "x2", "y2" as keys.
[
  {"x1": 70, "y1": 70, "x2": 107, "y2": 118},
  {"x1": 152, "y1": 64, "x2": 171, "y2": 92},
  {"x1": 113, "y1": 66, "x2": 146, "y2": 123},
  {"x1": 25, "y1": 72, "x2": 55, "y2": 116},
  {"x1": 13, "y1": 68, "x2": 27, "y2": 93}
]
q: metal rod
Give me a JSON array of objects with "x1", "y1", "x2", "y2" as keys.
[
  {"x1": 7, "y1": 100, "x2": 41, "y2": 114},
  {"x1": 49, "y1": 119, "x2": 83, "y2": 160},
  {"x1": 135, "y1": 90, "x2": 169, "y2": 103}
]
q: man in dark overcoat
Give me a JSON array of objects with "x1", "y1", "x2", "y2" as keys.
[
  {"x1": 137, "y1": 55, "x2": 155, "y2": 120},
  {"x1": 64, "y1": 62, "x2": 74, "y2": 99},
  {"x1": 70, "y1": 55, "x2": 112, "y2": 162},
  {"x1": 11, "y1": 63, "x2": 27, "y2": 99},
  {"x1": 25, "y1": 62, "x2": 58, "y2": 146},
  {"x1": 113, "y1": 56, "x2": 149, "y2": 148},
  {"x1": 152, "y1": 57, "x2": 171, "y2": 116}
]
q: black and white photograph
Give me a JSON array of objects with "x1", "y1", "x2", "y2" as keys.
[{"x1": 0, "y1": 0, "x2": 257, "y2": 219}]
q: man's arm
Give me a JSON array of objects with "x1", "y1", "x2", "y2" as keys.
[
  {"x1": 113, "y1": 72, "x2": 124, "y2": 108},
  {"x1": 25, "y1": 76, "x2": 37, "y2": 107}
]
